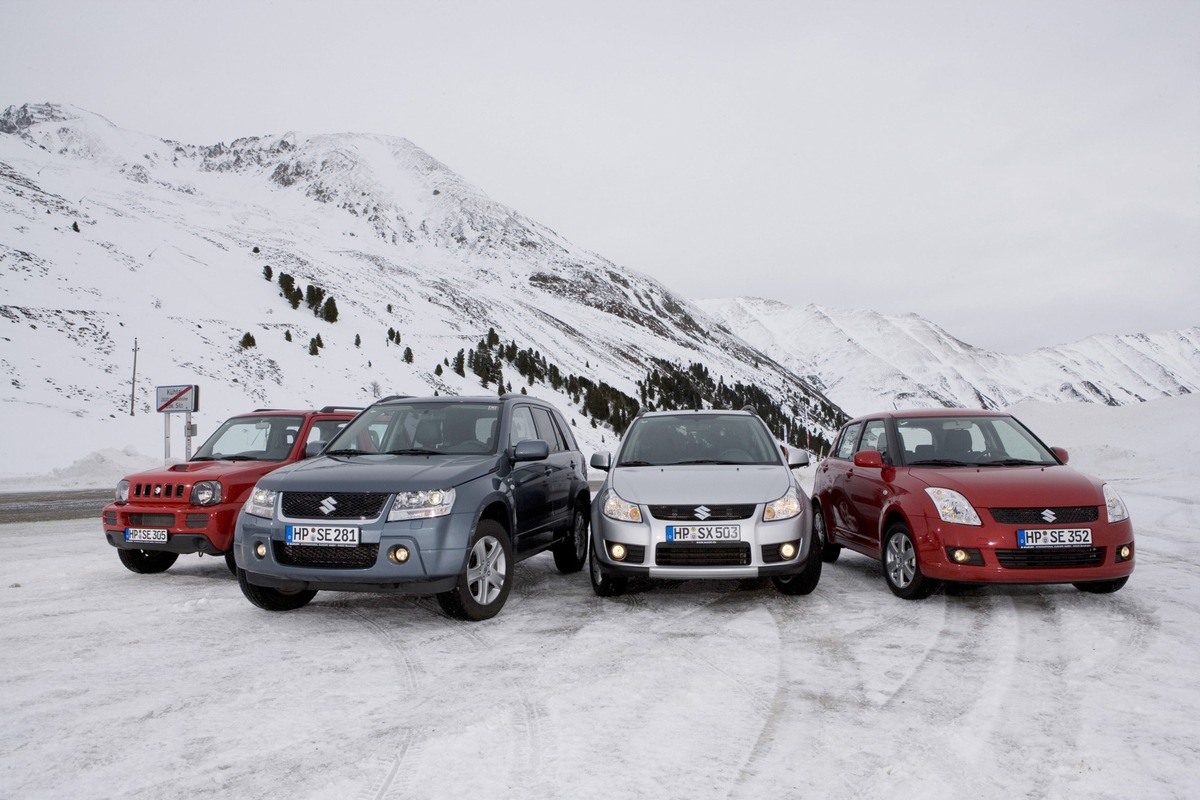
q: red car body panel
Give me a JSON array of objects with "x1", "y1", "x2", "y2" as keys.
[
  {"x1": 815, "y1": 409, "x2": 1134, "y2": 587},
  {"x1": 101, "y1": 409, "x2": 356, "y2": 556}
]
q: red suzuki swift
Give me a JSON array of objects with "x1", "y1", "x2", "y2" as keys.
[{"x1": 812, "y1": 409, "x2": 1134, "y2": 599}]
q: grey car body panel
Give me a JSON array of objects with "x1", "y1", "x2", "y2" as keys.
[{"x1": 611, "y1": 465, "x2": 790, "y2": 506}]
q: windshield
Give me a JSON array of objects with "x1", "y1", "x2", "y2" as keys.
[
  {"x1": 895, "y1": 415, "x2": 1058, "y2": 467},
  {"x1": 325, "y1": 401, "x2": 501, "y2": 456},
  {"x1": 192, "y1": 415, "x2": 305, "y2": 462},
  {"x1": 617, "y1": 413, "x2": 781, "y2": 467}
]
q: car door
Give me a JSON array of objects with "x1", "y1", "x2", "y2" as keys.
[
  {"x1": 818, "y1": 421, "x2": 862, "y2": 545},
  {"x1": 531, "y1": 406, "x2": 573, "y2": 531},
  {"x1": 507, "y1": 404, "x2": 552, "y2": 553},
  {"x1": 842, "y1": 419, "x2": 892, "y2": 553}
]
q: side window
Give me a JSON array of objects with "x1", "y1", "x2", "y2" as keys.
[
  {"x1": 531, "y1": 408, "x2": 562, "y2": 452},
  {"x1": 509, "y1": 406, "x2": 538, "y2": 446},
  {"x1": 833, "y1": 422, "x2": 863, "y2": 460},
  {"x1": 555, "y1": 411, "x2": 580, "y2": 452},
  {"x1": 859, "y1": 420, "x2": 891, "y2": 464},
  {"x1": 307, "y1": 419, "x2": 348, "y2": 446}
]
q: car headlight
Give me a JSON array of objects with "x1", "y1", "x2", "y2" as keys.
[
  {"x1": 1103, "y1": 483, "x2": 1129, "y2": 523},
  {"x1": 243, "y1": 486, "x2": 277, "y2": 519},
  {"x1": 115, "y1": 479, "x2": 129, "y2": 503},
  {"x1": 388, "y1": 488, "x2": 456, "y2": 521},
  {"x1": 763, "y1": 487, "x2": 802, "y2": 521},
  {"x1": 601, "y1": 491, "x2": 642, "y2": 523},
  {"x1": 191, "y1": 480, "x2": 222, "y2": 506},
  {"x1": 924, "y1": 487, "x2": 982, "y2": 526}
]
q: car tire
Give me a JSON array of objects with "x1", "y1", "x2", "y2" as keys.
[
  {"x1": 882, "y1": 523, "x2": 938, "y2": 600},
  {"x1": 551, "y1": 507, "x2": 589, "y2": 574},
  {"x1": 436, "y1": 520, "x2": 513, "y2": 621},
  {"x1": 1073, "y1": 577, "x2": 1129, "y2": 594},
  {"x1": 589, "y1": 542, "x2": 628, "y2": 597},
  {"x1": 772, "y1": 537, "x2": 822, "y2": 596},
  {"x1": 237, "y1": 568, "x2": 317, "y2": 611},
  {"x1": 117, "y1": 548, "x2": 178, "y2": 574},
  {"x1": 223, "y1": 549, "x2": 238, "y2": 576},
  {"x1": 813, "y1": 506, "x2": 841, "y2": 563}
]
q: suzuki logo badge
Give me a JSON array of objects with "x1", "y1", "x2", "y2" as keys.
[
  {"x1": 320, "y1": 497, "x2": 338, "y2": 516},
  {"x1": 694, "y1": 505, "x2": 712, "y2": 521},
  {"x1": 1041, "y1": 508, "x2": 1057, "y2": 523}
]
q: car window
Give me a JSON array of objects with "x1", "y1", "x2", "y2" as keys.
[
  {"x1": 194, "y1": 415, "x2": 304, "y2": 462},
  {"x1": 620, "y1": 414, "x2": 778, "y2": 466},
  {"x1": 859, "y1": 420, "x2": 892, "y2": 464},
  {"x1": 833, "y1": 422, "x2": 863, "y2": 460},
  {"x1": 509, "y1": 406, "x2": 539, "y2": 446},
  {"x1": 531, "y1": 407, "x2": 562, "y2": 452}
]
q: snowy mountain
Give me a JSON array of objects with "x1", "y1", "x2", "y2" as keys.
[
  {"x1": 1, "y1": 103, "x2": 844, "y2": 477},
  {"x1": 696, "y1": 297, "x2": 1199, "y2": 417}
]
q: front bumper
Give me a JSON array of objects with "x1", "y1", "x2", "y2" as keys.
[
  {"x1": 101, "y1": 502, "x2": 235, "y2": 555},
  {"x1": 590, "y1": 507, "x2": 815, "y2": 580},
  {"x1": 234, "y1": 508, "x2": 475, "y2": 594},
  {"x1": 915, "y1": 517, "x2": 1135, "y2": 584}
]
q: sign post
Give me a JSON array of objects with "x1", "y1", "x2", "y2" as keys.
[{"x1": 156, "y1": 385, "x2": 200, "y2": 460}]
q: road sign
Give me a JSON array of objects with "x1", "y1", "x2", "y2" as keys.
[{"x1": 156, "y1": 384, "x2": 200, "y2": 413}]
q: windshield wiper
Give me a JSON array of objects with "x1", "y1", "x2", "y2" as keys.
[
  {"x1": 617, "y1": 460, "x2": 655, "y2": 467},
  {"x1": 907, "y1": 459, "x2": 973, "y2": 467},
  {"x1": 219, "y1": 455, "x2": 258, "y2": 461},
  {"x1": 674, "y1": 459, "x2": 735, "y2": 465},
  {"x1": 385, "y1": 448, "x2": 442, "y2": 456},
  {"x1": 980, "y1": 458, "x2": 1050, "y2": 467},
  {"x1": 324, "y1": 448, "x2": 367, "y2": 457}
]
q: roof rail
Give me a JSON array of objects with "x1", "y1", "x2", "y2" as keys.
[{"x1": 319, "y1": 406, "x2": 364, "y2": 413}]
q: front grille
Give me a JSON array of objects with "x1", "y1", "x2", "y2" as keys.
[
  {"x1": 275, "y1": 541, "x2": 380, "y2": 569},
  {"x1": 996, "y1": 547, "x2": 1105, "y2": 568},
  {"x1": 989, "y1": 506, "x2": 1099, "y2": 524},
  {"x1": 648, "y1": 504, "x2": 756, "y2": 521},
  {"x1": 281, "y1": 492, "x2": 389, "y2": 520},
  {"x1": 656, "y1": 543, "x2": 752, "y2": 567},
  {"x1": 132, "y1": 482, "x2": 187, "y2": 500},
  {"x1": 103, "y1": 511, "x2": 118, "y2": 526},
  {"x1": 126, "y1": 513, "x2": 175, "y2": 527}
]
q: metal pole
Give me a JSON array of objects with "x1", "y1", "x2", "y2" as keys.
[{"x1": 130, "y1": 338, "x2": 138, "y2": 416}]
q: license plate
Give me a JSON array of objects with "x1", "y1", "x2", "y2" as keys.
[
  {"x1": 666, "y1": 524, "x2": 741, "y2": 542},
  {"x1": 1017, "y1": 528, "x2": 1092, "y2": 548},
  {"x1": 125, "y1": 528, "x2": 168, "y2": 543},
  {"x1": 285, "y1": 525, "x2": 360, "y2": 547}
]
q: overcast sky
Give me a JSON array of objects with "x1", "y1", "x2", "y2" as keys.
[{"x1": 3, "y1": 0, "x2": 1197, "y2": 352}]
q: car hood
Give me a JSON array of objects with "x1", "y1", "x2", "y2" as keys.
[
  {"x1": 122, "y1": 459, "x2": 278, "y2": 482},
  {"x1": 259, "y1": 453, "x2": 498, "y2": 493},
  {"x1": 611, "y1": 465, "x2": 792, "y2": 505},
  {"x1": 907, "y1": 464, "x2": 1105, "y2": 507}
]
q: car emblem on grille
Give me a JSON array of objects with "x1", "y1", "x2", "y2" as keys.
[
  {"x1": 320, "y1": 497, "x2": 338, "y2": 516},
  {"x1": 154, "y1": 485, "x2": 162, "y2": 496},
  {"x1": 1041, "y1": 508, "x2": 1057, "y2": 523},
  {"x1": 694, "y1": 505, "x2": 712, "y2": 521}
]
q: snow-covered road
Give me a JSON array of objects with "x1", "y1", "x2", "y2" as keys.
[{"x1": 2, "y1": 475, "x2": 1196, "y2": 800}]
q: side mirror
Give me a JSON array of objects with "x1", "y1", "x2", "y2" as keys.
[
  {"x1": 1051, "y1": 446, "x2": 1069, "y2": 464},
  {"x1": 512, "y1": 439, "x2": 550, "y2": 462},
  {"x1": 304, "y1": 440, "x2": 325, "y2": 459},
  {"x1": 590, "y1": 451, "x2": 612, "y2": 471},
  {"x1": 787, "y1": 449, "x2": 810, "y2": 468},
  {"x1": 853, "y1": 450, "x2": 884, "y2": 469}
]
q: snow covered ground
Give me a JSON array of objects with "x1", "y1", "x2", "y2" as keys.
[{"x1": 2, "y1": 396, "x2": 1198, "y2": 799}]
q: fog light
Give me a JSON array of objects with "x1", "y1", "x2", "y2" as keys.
[
  {"x1": 1118, "y1": 544, "x2": 1133, "y2": 561},
  {"x1": 609, "y1": 543, "x2": 627, "y2": 561},
  {"x1": 388, "y1": 545, "x2": 410, "y2": 564},
  {"x1": 952, "y1": 548, "x2": 970, "y2": 563},
  {"x1": 254, "y1": 542, "x2": 267, "y2": 559},
  {"x1": 780, "y1": 542, "x2": 797, "y2": 559},
  {"x1": 944, "y1": 547, "x2": 983, "y2": 566}
]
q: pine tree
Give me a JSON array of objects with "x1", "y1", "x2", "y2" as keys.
[
  {"x1": 314, "y1": 333, "x2": 324, "y2": 348},
  {"x1": 308, "y1": 338, "x2": 319, "y2": 356},
  {"x1": 321, "y1": 297, "x2": 339, "y2": 323},
  {"x1": 284, "y1": 330, "x2": 292, "y2": 342},
  {"x1": 262, "y1": 265, "x2": 273, "y2": 281},
  {"x1": 239, "y1": 332, "x2": 257, "y2": 348},
  {"x1": 403, "y1": 346, "x2": 413, "y2": 364},
  {"x1": 354, "y1": 333, "x2": 361, "y2": 347}
]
